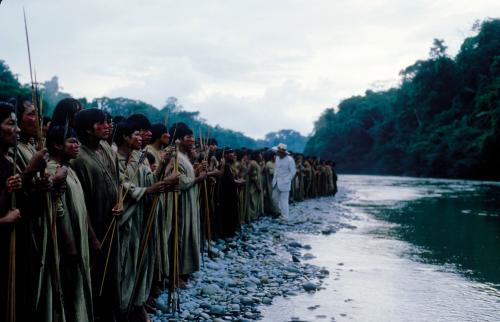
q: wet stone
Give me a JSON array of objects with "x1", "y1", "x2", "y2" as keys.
[
  {"x1": 210, "y1": 305, "x2": 226, "y2": 315},
  {"x1": 302, "y1": 282, "x2": 318, "y2": 292}
]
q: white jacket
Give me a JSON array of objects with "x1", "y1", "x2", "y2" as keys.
[{"x1": 272, "y1": 155, "x2": 296, "y2": 192}]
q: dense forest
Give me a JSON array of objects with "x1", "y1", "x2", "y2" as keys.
[
  {"x1": 0, "y1": 64, "x2": 307, "y2": 151},
  {"x1": 305, "y1": 19, "x2": 500, "y2": 180}
]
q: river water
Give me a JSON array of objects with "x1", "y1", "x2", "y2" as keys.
[{"x1": 261, "y1": 175, "x2": 500, "y2": 322}]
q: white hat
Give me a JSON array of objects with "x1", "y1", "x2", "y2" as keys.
[{"x1": 273, "y1": 143, "x2": 289, "y2": 154}]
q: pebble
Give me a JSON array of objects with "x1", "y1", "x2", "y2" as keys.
[
  {"x1": 153, "y1": 196, "x2": 350, "y2": 321},
  {"x1": 302, "y1": 282, "x2": 318, "y2": 292},
  {"x1": 303, "y1": 253, "x2": 316, "y2": 260},
  {"x1": 210, "y1": 305, "x2": 226, "y2": 315},
  {"x1": 201, "y1": 283, "x2": 221, "y2": 296}
]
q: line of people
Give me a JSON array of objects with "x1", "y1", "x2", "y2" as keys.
[{"x1": 0, "y1": 96, "x2": 337, "y2": 322}]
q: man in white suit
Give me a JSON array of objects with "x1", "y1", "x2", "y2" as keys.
[{"x1": 272, "y1": 143, "x2": 296, "y2": 219}]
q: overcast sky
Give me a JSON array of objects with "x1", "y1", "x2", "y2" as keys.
[{"x1": 1, "y1": 0, "x2": 499, "y2": 138}]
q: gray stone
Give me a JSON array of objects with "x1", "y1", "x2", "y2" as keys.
[
  {"x1": 201, "y1": 283, "x2": 221, "y2": 296},
  {"x1": 229, "y1": 304, "x2": 240, "y2": 312},
  {"x1": 303, "y1": 253, "x2": 316, "y2": 260},
  {"x1": 284, "y1": 266, "x2": 301, "y2": 273},
  {"x1": 210, "y1": 305, "x2": 226, "y2": 315},
  {"x1": 200, "y1": 301, "x2": 211, "y2": 309},
  {"x1": 240, "y1": 296, "x2": 254, "y2": 305},
  {"x1": 261, "y1": 297, "x2": 272, "y2": 304},
  {"x1": 302, "y1": 282, "x2": 318, "y2": 292},
  {"x1": 288, "y1": 241, "x2": 302, "y2": 248}
]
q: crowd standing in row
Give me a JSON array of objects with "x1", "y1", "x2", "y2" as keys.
[{"x1": 0, "y1": 97, "x2": 337, "y2": 322}]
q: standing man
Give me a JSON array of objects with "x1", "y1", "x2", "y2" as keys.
[
  {"x1": 71, "y1": 108, "x2": 121, "y2": 322},
  {"x1": 271, "y1": 143, "x2": 296, "y2": 220},
  {"x1": 169, "y1": 122, "x2": 207, "y2": 285}
]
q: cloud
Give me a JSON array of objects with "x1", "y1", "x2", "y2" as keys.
[
  {"x1": 187, "y1": 78, "x2": 336, "y2": 138},
  {"x1": 1, "y1": 0, "x2": 499, "y2": 138}
]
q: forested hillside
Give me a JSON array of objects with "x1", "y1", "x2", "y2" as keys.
[
  {"x1": 0, "y1": 63, "x2": 307, "y2": 151},
  {"x1": 305, "y1": 19, "x2": 500, "y2": 180}
]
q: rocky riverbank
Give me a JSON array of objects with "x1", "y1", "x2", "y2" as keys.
[{"x1": 153, "y1": 192, "x2": 354, "y2": 321}]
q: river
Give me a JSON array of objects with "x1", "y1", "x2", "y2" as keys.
[{"x1": 261, "y1": 175, "x2": 500, "y2": 322}]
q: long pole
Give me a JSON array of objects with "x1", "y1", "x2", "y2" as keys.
[
  {"x1": 6, "y1": 105, "x2": 19, "y2": 322},
  {"x1": 168, "y1": 140, "x2": 181, "y2": 313},
  {"x1": 199, "y1": 130, "x2": 212, "y2": 258},
  {"x1": 24, "y1": 9, "x2": 64, "y2": 320}
]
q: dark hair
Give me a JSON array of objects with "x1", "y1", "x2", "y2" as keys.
[
  {"x1": 0, "y1": 101, "x2": 15, "y2": 124},
  {"x1": 42, "y1": 116, "x2": 52, "y2": 126},
  {"x1": 51, "y1": 98, "x2": 81, "y2": 128},
  {"x1": 150, "y1": 123, "x2": 168, "y2": 143},
  {"x1": 127, "y1": 114, "x2": 151, "y2": 131},
  {"x1": 235, "y1": 149, "x2": 247, "y2": 161},
  {"x1": 113, "y1": 115, "x2": 125, "y2": 124},
  {"x1": 250, "y1": 150, "x2": 261, "y2": 161},
  {"x1": 46, "y1": 125, "x2": 77, "y2": 155},
  {"x1": 104, "y1": 111, "x2": 112, "y2": 124},
  {"x1": 263, "y1": 150, "x2": 275, "y2": 162},
  {"x1": 207, "y1": 138, "x2": 218, "y2": 146},
  {"x1": 146, "y1": 152, "x2": 156, "y2": 165},
  {"x1": 113, "y1": 121, "x2": 136, "y2": 146},
  {"x1": 74, "y1": 108, "x2": 106, "y2": 145},
  {"x1": 169, "y1": 122, "x2": 193, "y2": 142},
  {"x1": 14, "y1": 96, "x2": 31, "y2": 126}
]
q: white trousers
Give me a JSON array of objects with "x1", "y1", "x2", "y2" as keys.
[{"x1": 272, "y1": 187, "x2": 290, "y2": 219}]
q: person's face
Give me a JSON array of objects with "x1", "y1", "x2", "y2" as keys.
[
  {"x1": 104, "y1": 120, "x2": 113, "y2": 138},
  {"x1": 139, "y1": 129, "x2": 152, "y2": 146},
  {"x1": 181, "y1": 134, "x2": 195, "y2": 150},
  {"x1": 209, "y1": 144, "x2": 217, "y2": 153},
  {"x1": 93, "y1": 122, "x2": 108, "y2": 140},
  {"x1": 20, "y1": 101, "x2": 37, "y2": 136},
  {"x1": 64, "y1": 137, "x2": 80, "y2": 159},
  {"x1": 0, "y1": 113, "x2": 20, "y2": 147},
  {"x1": 42, "y1": 121, "x2": 51, "y2": 136},
  {"x1": 277, "y1": 150, "x2": 286, "y2": 158},
  {"x1": 126, "y1": 131, "x2": 142, "y2": 150},
  {"x1": 226, "y1": 152, "x2": 236, "y2": 161},
  {"x1": 160, "y1": 132, "x2": 170, "y2": 146}
]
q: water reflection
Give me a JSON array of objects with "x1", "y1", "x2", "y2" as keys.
[
  {"x1": 261, "y1": 175, "x2": 500, "y2": 321},
  {"x1": 345, "y1": 175, "x2": 500, "y2": 287}
]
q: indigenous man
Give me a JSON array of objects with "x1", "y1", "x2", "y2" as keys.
[
  {"x1": 218, "y1": 148, "x2": 243, "y2": 237},
  {"x1": 46, "y1": 126, "x2": 93, "y2": 322},
  {"x1": 246, "y1": 150, "x2": 263, "y2": 221},
  {"x1": 72, "y1": 108, "x2": 121, "y2": 322},
  {"x1": 146, "y1": 123, "x2": 174, "y2": 290},
  {"x1": 113, "y1": 119, "x2": 162, "y2": 321},
  {"x1": 262, "y1": 150, "x2": 280, "y2": 216},
  {"x1": 271, "y1": 143, "x2": 296, "y2": 220},
  {"x1": 14, "y1": 96, "x2": 68, "y2": 322},
  {"x1": 169, "y1": 122, "x2": 207, "y2": 284},
  {"x1": 205, "y1": 138, "x2": 223, "y2": 240},
  {"x1": 0, "y1": 101, "x2": 27, "y2": 321}
]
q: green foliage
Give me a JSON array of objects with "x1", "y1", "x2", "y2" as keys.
[
  {"x1": 0, "y1": 60, "x2": 30, "y2": 100},
  {"x1": 305, "y1": 18, "x2": 500, "y2": 180}
]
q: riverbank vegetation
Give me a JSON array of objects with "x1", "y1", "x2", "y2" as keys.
[{"x1": 305, "y1": 19, "x2": 500, "y2": 180}]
